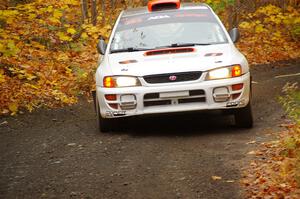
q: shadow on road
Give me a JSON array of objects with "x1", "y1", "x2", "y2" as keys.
[{"x1": 109, "y1": 111, "x2": 253, "y2": 137}]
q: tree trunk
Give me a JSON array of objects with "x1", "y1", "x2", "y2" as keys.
[
  {"x1": 101, "y1": 0, "x2": 106, "y2": 25},
  {"x1": 81, "y1": 0, "x2": 88, "y2": 22},
  {"x1": 109, "y1": 0, "x2": 115, "y2": 25},
  {"x1": 227, "y1": 5, "x2": 234, "y2": 30},
  {"x1": 234, "y1": 0, "x2": 241, "y2": 28},
  {"x1": 91, "y1": 0, "x2": 97, "y2": 26}
]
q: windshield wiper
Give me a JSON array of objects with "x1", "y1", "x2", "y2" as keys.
[
  {"x1": 110, "y1": 47, "x2": 152, "y2": 53},
  {"x1": 156, "y1": 43, "x2": 212, "y2": 49}
]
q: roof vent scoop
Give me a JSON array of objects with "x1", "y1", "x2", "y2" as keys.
[{"x1": 148, "y1": 0, "x2": 180, "y2": 12}]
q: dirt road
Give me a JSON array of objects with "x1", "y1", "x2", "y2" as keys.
[{"x1": 0, "y1": 60, "x2": 299, "y2": 199}]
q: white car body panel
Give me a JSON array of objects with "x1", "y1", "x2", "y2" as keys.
[
  {"x1": 95, "y1": 3, "x2": 251, "y2": 119},
  {"x1": 97, "y1": 44, "x2": 248, "y2": 79},
  {"x1": 96, "y1": 73, "x2": 250, "y2": 118}
]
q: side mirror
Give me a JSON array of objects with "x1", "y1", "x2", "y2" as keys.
[
  {"x1": 229, "y1": 28, "x2": 240, "y2": 43},
  {"x1": 97, "y1": 38, "x2": 107, "y2": 55}
]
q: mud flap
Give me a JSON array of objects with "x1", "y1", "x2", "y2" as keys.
[{"x1": 91, "y1": 90, "x2": 96, "y2": 112}]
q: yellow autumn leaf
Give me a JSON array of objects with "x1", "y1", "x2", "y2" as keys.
[
  {"x1": 64, "y1": 0, "x2": 79, "y2": 5},
  {"x1": 26, "y1": 104, "x2": 34, "y2": 112},
  {"x1": 103, "y1": 24, "x2": 112, "y2": 31},
  {"x1": 57, "y1": 32, "x2": 72, "y2": 41},
  {"x1": 239, "y1": 21, "x2": 251, "y2": 29},
  {"x1": 273, "y1": 31, "x2": 282, "y2": 38},
  {"x1": 46, "y1": 5, "x2": 53, "y2": 13},
  {"x1": 65, "y1": 66, "x2": 72, "y2": 74},
  {"x1": 86, "y1": 26, "x2": 98, "y2": 35},
  {"x1": 0, "y1": 10, "x2": 19, "y2": 20},
  {"x1": 283, "y1": 19, "x2": 291, "y2": 25},
  {"x1": 24, "y1": 83, "x2": 39, "y2": 89},
  {"x1": 255, "y1": 24, "x2": 265, "y2": 33},
  {"x1": 0, "y1": 69, "x2": 6, "y2": 83},
  {"x1": 0, "y1": 42, "x2": 4, "y2": 52},
  {"x1": 81, "y1": 32, "x2": 88, "y2": 39},
  {"x1": 49, "y1": 17, "x2": 61, "y2": 24},
  {"x1": 8, "y1": 103, "x2": 18, "y2": 113},
  {"x1": 57, "y1": 53, "x2": 69, "y2": 61},
  {"x1": 294, "y1": 17, "x2": 300, "y2": 24},
  {"x1": 78, "y1": 72, "x2": 88, "y2": 79},
  {"x1": 31, "y1": 41, "x2": 45, "y2": 50},
  {"x1": 28, "y1": 13, "x2": 36, "y2": 20},
  {"x1": 273, "y1": 18, "x2": 282, "y2": 25},
  {"x1": 25, "y1": 73, "x2": 37, "y2": 81},
  {"x1": 53, "y1": 9, "x2": 63, "y2": 19},
  {"x1": 67, "y1": 28, "x2": 76, "y2": 35}
]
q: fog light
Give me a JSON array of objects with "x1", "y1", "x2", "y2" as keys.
[
  {"x1": 108, "y1": 103, "x2": 118, "y2": 109},
  {"x1": 232, "y1": 83, "x2": 243, "y2": 91},
  {"x1": 213, "y1": 87, "x2": 230, "y2": 102},
  {"x1": 105, "y1": 94, "x2": 117, "y2": 101},
  {"x1": 120, "y1": 94, "x2": 137, "y2": 110},
  {"x1": 232, "y1": 93, "x2": 241, "y2": 100}
]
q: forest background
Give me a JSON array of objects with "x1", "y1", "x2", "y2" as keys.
[
  {"x1": 1, "y1": 1, "x2": 300, "y2": 198},
  {"x1": 0, "y1": 0, "x2": 299, "y2": 115}
]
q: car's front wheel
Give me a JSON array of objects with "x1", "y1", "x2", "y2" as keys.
[
  {"x1": 96, "y1": 97, "x2": 114, "y2": 133},
  {"x1": 234, "y1": 102, "x2": 253, "y2": 128}
]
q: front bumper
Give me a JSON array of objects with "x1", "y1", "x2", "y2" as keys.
[{"x1": 96, "y1": 72, "x2": 251, "y2": 118}]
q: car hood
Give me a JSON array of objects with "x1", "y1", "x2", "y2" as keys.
[{"x1": 106, "y1": 44, "x2": 242, "y2": 76}]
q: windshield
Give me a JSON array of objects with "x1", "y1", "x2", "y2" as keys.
[{"x1": 110, "y1": 8, "x2": 228, "y2": 52}]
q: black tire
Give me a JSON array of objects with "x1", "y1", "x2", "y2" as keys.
[
  {"x1": 234, "y1": 102, "x2": 253, "y2": 128},
  {"x1": 95, "y1": 97, "x2": 113, "y2": 133}
]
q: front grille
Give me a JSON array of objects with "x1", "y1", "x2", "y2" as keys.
[
  {"x1": 143, "y1": 71, "x2": 202, "y2": 84},
  {"x1": 189, "y1": 90, "x2": 205, "y2": 96},
  {"x1": 144, "y1": 93, "x2": 159, "y2": 100},
  {"x1": 143, "y1": 89, "x2": 206, "y2": 107},
  {"x1": 144, "y1": 100, "x2": 171, "y2": 107},
  {"x1": 178, "y1": 97, "x2": 205, "y2": 104}
]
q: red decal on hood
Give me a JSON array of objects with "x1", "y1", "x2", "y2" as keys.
[{"x1": 144, "y1": 47, "x2": 195, "y2": 56}]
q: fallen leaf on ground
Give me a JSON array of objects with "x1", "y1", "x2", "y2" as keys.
[
  {"x1": 0, "y1": 121, "x2": 8, "y2": 126},
  {"x1": 226, "y1": 180, "x2": 235, "y2": 183},
  {"x1": 247, "y1": 151, "x2": 256, "y2": 155},
  {"x1": 246, "y1": 140, "x2": 256, "y2": 144},
  {"x1": 8, "y1": 103, "x2": 18, "y2": 113},
  {"x1": 212, "y1": 176, "x2": 222, "y2": 180}
]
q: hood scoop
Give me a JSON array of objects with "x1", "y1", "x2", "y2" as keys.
[
  {"x1": 205, "y1": 53, "x2": 223, "y2": 57},
  {"x1": 144, "y1": 47, "x2": 195, "y2": 56},
  {"x1": 119, "y1": 60, "x2": 137, "y2": 64}
]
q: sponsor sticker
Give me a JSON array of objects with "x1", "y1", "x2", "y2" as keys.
[{"x1": 106, "y1": 110, "x2": 126, "y2": 117}]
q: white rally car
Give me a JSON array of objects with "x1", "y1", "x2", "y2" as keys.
[{"x1": 94, "y1": 0, "x2": 253, "y2": 132}]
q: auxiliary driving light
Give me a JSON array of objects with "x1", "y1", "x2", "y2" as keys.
[{"x1": 213, "y1": 87, "x2": 230, "y2": 102}]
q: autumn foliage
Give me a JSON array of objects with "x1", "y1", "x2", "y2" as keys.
[
  {"x1": 0, "y1": 1, "x2": 300, "y2": 198},
  {"x1": 0, "y1": 0, "x2": 113, "y2": 115},
  {"x1": 0, "y1": 0, "x2": 299, "y2": 115},
  {"x1": 238, "y1": 4, "x2": 300, "y2": 64},
  {"x1": 242, "y1": 83, "x2": 300, "y2": 198}
]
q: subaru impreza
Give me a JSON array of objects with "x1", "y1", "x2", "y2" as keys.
[{"x1": 94, "y1": 0, "x2": 253, "y2": 132}]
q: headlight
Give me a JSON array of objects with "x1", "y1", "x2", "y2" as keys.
[
  {"x1": 206, "y1": 65, "x2": 242, "y2": 80},
  {"x1": 103, "y1": 76, "x2": 141, "y2": 88}
]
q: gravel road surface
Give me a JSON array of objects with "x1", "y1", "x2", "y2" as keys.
[{"x1": 0, "y1": 60, "x2": 299, "y2": 199}]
